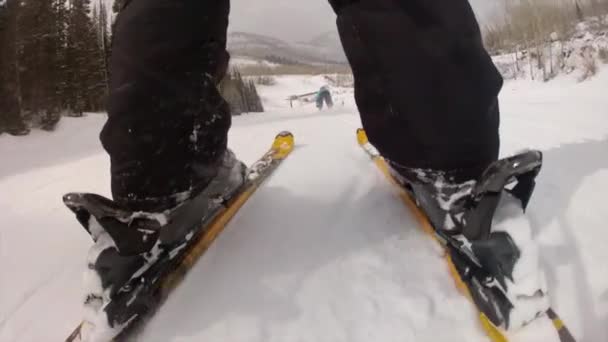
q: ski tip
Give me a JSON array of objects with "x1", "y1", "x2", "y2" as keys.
[
  {"x1": 356, "y1": 128, "x2": 368, "y2": 146},
  {"x1": 63, "y1": 192, "x2": 86, "y2": 208},
  {"x1": 275, "y1": 131, "x2": 293, "y2": 139},
  {"x1": 272, "y1": 131, "x2": 295, "y2": 158},
  {"x1": 63, "y1": 193, "x2": 116, "y2": 210}
]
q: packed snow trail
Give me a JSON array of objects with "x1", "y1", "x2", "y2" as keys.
[
  {"x1": 140, "y1": 114, "x2": 490, "y2": 342},
  {"x1": 0, "y1": 73, "x2": 607, "y2": 341}
]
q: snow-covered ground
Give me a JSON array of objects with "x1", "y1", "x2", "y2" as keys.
[{"x1": 1, "y1": 71, "x2": 607, "y2": 342}]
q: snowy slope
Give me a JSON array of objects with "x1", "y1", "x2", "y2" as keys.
[{"x1": 1, "y1": 72, "x2": 608, "y2": 342}]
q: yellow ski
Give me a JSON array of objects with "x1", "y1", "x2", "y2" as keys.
[
  {"x1": 66, "y1": 132, "x2": 295, "y2": 342},
  {"x1": 356, "y1": 128, "x2": 574, "y2": 342}
]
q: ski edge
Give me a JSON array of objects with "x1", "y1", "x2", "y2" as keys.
[
  {"x1": 65, "y1": 131, "x2": 295, "y2": 342},
  {"x1": 356, "y1": 128, "x2": 576, "y2": 342}
]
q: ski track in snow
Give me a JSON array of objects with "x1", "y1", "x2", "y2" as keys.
[{"x1": 1, "y1": 72, "x2": 608, "y2": 341}]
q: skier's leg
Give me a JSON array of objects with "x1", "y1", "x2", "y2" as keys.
[
  {"x1": 329, "y1": 0, "x2": 502, "y2": 181},
  {"x1": 338, "y1": 3, "x2": 553, "y2": 330},
  {"x1": 326, "y1": 92, "x2": 334, "y2": 108},
  {"x1": 72, "y1": 1, "x2": 247, "y2": 331},
  {"x1": 102, "y1": 0, "x2": 235, "y2": 211}
]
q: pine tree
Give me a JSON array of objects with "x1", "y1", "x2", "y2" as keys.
[
  {"x1": 52, "y1": 0, "x2": 70, "y2": 117},
  {"x1": 92, "y1": 0, "x2": 110, "y2": 95},
  {"x1": 65, "y1": 0, "x2": 105, "y2": 115},
  {"x1": 97, "y1": 0, "x2": 110, "y2": 93},
  {"x1": 218, "y1": 68, "x2": 264, "y2": 115},
  {"x1": 247, "y1": 80, "x2": 264, "y2": 112},
  {"x1": 46, "y1": 0, "x2": 69, "y2": 128},
  {"x1": 112, "y1": 0, "x2": 126, "y2": 14},
  {"x1": 575, "y1": 1, "x2": 584, "y2": 21},
  {"x1": 17, "y1": 0, "x2": 66, "y2": 129},
  {"x1": 0, "y1": 0, "x2": 28, "y2": 135}
]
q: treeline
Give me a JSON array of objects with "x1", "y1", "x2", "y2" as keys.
[
  {"x1": 482, "y1": 0, "x2": 608, "y2": 81},
  {"x1": 219, "y1": 68, "x2": 264, "y2": 115},
  {"x1": 0, "y1": 0, "x2": 112, "y2": 135},
  {"x1": 484, "y1": 0, "x2": 608, "y2": 54},
  {"x1": 264, "y1": 55, "x2": 303, "y2": 66},
  {"x1": 1, "y1": 0, "x2": 266, "y2": 136}
]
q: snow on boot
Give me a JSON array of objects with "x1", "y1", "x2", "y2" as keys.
[
  {"x1": 389, "y1": 151, "x2": 550, "y2": 330},
  {"x1": 63, "y1": 149, "x2": 246, "y2": 340}
]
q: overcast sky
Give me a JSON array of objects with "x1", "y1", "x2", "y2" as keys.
[
  {"x1": 105, "y1": 0, "x2": 503, "y2": 42},
  {"x1": 229, "y1": 0, "x2": 503, "y2": 41}
]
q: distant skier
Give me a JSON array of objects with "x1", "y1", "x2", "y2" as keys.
[
  {"x1": 65, "y1": 0, "x2": 538, "y2": 334},
  {"x1": 316, "y1": 86, "x2": 334, "y2": 110}
]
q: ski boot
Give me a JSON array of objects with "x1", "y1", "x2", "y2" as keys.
[
  {"x1": 389, "y1": 151, "x2": 550, "y2": 330},
  {"x1": 63, "y1": 149, "x2": 246, "y2": 340}
]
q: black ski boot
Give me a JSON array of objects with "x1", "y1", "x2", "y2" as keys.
[
  {"x1": 63, "y1": 149, "x2": 246, "y2": 338},
  {"x1": 389, "y1": 151, "x2": 542, "y2": 239},
  {"x1": 389, "y1": 151, "x2": 549, "y2": 330}
]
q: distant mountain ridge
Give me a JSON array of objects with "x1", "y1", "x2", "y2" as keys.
[{"x1": 227, "y1": 31, "x2": 347, "y2": 65}]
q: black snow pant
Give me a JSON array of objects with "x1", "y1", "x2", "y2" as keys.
[{"x1": 103, "y1": 0, "x2": 502, "y2": 208}]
